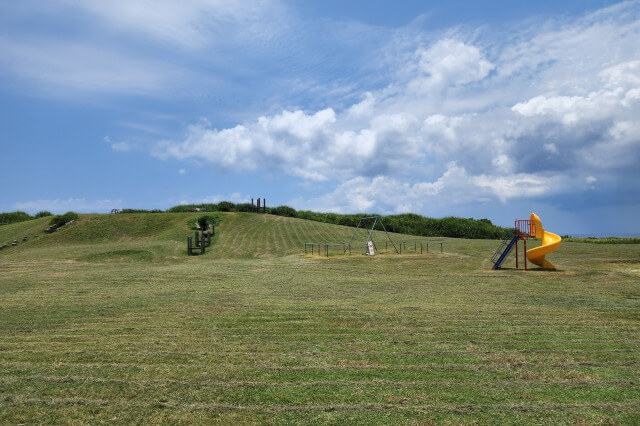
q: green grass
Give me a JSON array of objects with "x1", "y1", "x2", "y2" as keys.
[{"x1": 1, "y1": 213, "x2": 639, "y2": 424}]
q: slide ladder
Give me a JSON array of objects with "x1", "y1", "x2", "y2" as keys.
[{"x1": 491, "y1": 235, "x2": 519, "y2": 270}]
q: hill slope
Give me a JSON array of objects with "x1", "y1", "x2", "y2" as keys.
[
  {"x1": 212, "y1": 213, "x2": 439, "y2": 258},
  {"x1": 0, "y1": 212, "x2": 445, "y2": 261},
  {"x1": 2, "y1": 213, "x2": 639, "y2": 423}
]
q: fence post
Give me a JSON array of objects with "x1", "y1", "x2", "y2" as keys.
[
  {"x1": 187, "y1": 237, "x2": 192, "y2": 255},
  {"x1": 195, "y1": 231, "x2": 200, "y2": 247}
]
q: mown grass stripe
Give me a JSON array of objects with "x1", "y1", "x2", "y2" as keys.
[{"x1": 2, "y1": 395, "x2": 638, "y2": 414}]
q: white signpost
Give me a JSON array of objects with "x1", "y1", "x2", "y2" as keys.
[{"x1": 367, "y1": 240, "x2": 375, "y2": 256}]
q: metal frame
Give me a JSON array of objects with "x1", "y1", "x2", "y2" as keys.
[
  {"x1": 187, "y1": 231, "x2": 212, "y2": 256},
  {"x1": 391, "y1": 241, "x2": 444, "y2": 254},
  {"x1": 515, "y1": 219, "x2": 535, "y2": 237},
  {"x1": 304, "y1": 242, "x2": 351, "y2": 257},
  {"x1": 347, "y1": 216, "x2": 399, "y2": 255},
  {"x1": 492, "y1": 218, "x2": 534, "y2": 269},
  {"x1": 514, "y1": 217, "x2": 534, "y2": 270}
]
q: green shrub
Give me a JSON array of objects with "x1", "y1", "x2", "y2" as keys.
[
  {"x1": 0, "y1": 211, "x2": 33, "y2": 226},
  {"x1": 563, "y1": 237, "x2": 640, "y2": 244},
  {"x1": 270, "y1": 205, "x2": 297, "y2": 217},
  {"x1": 287, "y1": 209, "x2": 511, "y2": 239},
  {"x1": 236, "y1": 203, "x2": 255, "y2": 212},
  {"x1": 34, "y1": 211, "x2": 53, "y2": 218},
  {"x1": 168, "y1": 203, "x2": 220, "y2": 213},
  {"x1": 49, "y1": 211, "x2": 79, "y2": 228},
  {"x1": 120, "y1": 209, "x2": 163, "y2": 213},
  {"x1": 189, "y1": 213, "x2": 221, "y2": 231},
  {"x1": 216, "y1": 201, "x2": 236, "y2": 212}
]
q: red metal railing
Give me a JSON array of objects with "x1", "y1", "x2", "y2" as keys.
[{"x1": 515, "y1": 219, "x2": 535, "y2": 237}]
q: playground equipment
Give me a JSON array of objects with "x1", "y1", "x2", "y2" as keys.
[
  {"x1": 304, "y1": 242, "x2": 351, "y2": 257},
  {"x1": 187, "y1": 230, "x2": 212, "y2": 256},
  {"x1": 304, "y1": 216, "x2": 399, "y2": 257},
  {"x1": 304, "y1": 216, "x2": 447, "y2": 257},
  {"x1": 395, "y1": 241, "x2": 443, "y2": 254},
  {"x1": 526, "y1": 213, "x2": 561, "y2": 269},
  {"x1": 348, "y1": 216, "x2": 398, "y2": 255},
  {"x1": 492, "y1": 213, "x2": 561, "y2": 270},
  {"x1": 250, "y1": 198, "x2": 266, "y2": 213}
]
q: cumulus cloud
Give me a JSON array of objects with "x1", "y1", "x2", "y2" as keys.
[
  {"x1": 297, "y1": 162, "x2": 581, "y2": 214},
  {"x1": 410, "y1": 39, "x2": 495, "y2": 89},
  {"x1": 155, "y1": 2, "x2": 640, "y2": 212}
]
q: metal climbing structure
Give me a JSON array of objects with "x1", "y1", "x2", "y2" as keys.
[
  {"x1": 491, "y1": 218, "x2": 535, "y2": 270},
  {"x1": 347, "y1": 216, "x2": 399, "y2": 255}
]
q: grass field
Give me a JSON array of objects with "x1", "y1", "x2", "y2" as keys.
[{"x1": 1, "y1": 213, "x2": 639, "y2": 424}]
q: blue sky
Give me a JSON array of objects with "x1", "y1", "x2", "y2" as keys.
[{"x1": 1, "y1": 0, "x2": 639, "y2": 235}]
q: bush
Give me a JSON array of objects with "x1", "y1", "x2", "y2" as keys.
[
  {"x1": 49, "y1": 211, "x2": 79, "y2": 228},
  {"x1": 190, "y1": 213, "x2": 221, "y2": 231},
  {"x1": 293, "y1": 210, "x2": 511, "y2": 239},
  {"x1": 216, "y1": 201, "x2": 236, "y2": 212},
  {"x1": 269, "y1": 205, "x2": 297, "y2": 217},
  {"x1": 563, "y1": 237, "x2": 640, "y2": 244},
  {"x1": 236, "y1": 203, "x2": 255, "y2": 212},
  {"x1": 167, "y1": 203, "x2": 219, "y2": 213},
  {"x1": 120, "y1": 209, "x2": 163, "y2": 213},
  {"x1": 34, "y1": 211, "x2": 53, "y2": 218},
  {"x1": 0, "y1": 211, "x2": 32, "y2": 226}
]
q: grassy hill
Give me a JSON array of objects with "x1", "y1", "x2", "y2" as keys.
[
  {"x1": 0, "y1": 212, "x2": 451, "y2": 261},
  {"x1": 1, "y1": 213, "x2": 639, "y2": 423}
]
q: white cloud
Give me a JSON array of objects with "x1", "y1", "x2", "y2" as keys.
[
  {"x1": 0, "y1": 0, "x2": 286, "y2": 97},
  {"x1": 156, "y1": 109, "x2": 341, "y2": 181},
  {"x1": 111, "y1": 142, "x2": 131, "y2": 152},
  {"x1": 66, "y1": 0, "x2": 285, "y2": 49},
  {"x1": 157, "y1": 2, "x2": 640, "y2": 213},
  {"x1": 411, "y1": 39, "x2": 495, "y2": 89},
  {"x1": 10, "y1": 1, "x2": 630, "y2": 215},
  {"x1": 297, "y1": 162, "x2": 578, "y2": 214},
  {"x1": 0, "y1": 38, "x2": 191, "y2": 96}
]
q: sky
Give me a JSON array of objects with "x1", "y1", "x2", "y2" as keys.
[{"x1": 1, "y1": 0, "x2": 639, "y2": 236}]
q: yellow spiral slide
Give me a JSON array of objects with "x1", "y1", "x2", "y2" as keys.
[{"x1": 526, "y1": 213, "x2": 561, "y2": 269}]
